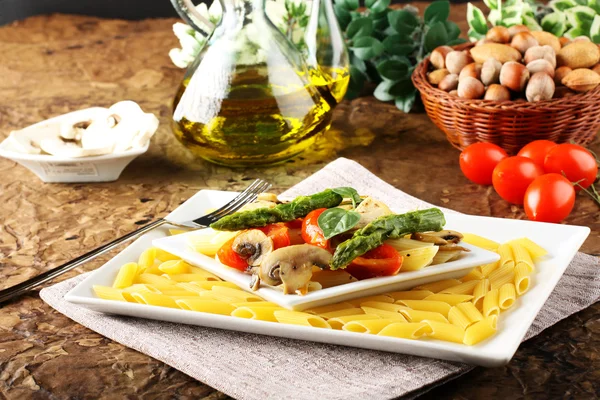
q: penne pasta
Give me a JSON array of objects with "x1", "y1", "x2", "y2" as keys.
[
  {"x1": 328, "y1": 314, "x2": 381, "y2": 330},
  {"x1": 472, "y1": 279, "x2": 490, "y2": 310},
  {"x1": 514, "y1": 263, "x2": 531, "y2": 296},
  {"x1": 175, "y1": 283, "x2": 207, "y2": 293},
  {"x1": 135, "y1": 273, "x2": 177, "y2": 287},
  {"x1": 439, "y1": 280, "x2": 479, "y2": 295},
  {"x1": 137, "y1": 248, "x2": 157, "y2": 270},
  {"x1": 347, "y1": 295, "x2": 394, "y2": 307},
  {"x1": 510, "y1": 238, "x2": 547, "y2": 259},
  {"x1": 163, "y1": 273, "x2": 222, "y2": 283},
  {"x1": 319, "y1": 308, "x2": 365, "y2": 320},
  {"x1": 378, "y1": 322, "x2": 432, "y2": 339},
  {"x1": 157, "y1": 288, "x2": 198, "y2": 296},
  {"x1": 430, "y1": 250, "x2": 462, "y2": 265},
  {"x1": 448, "y1": 306, "x2": 472, "y2": 330},
  {"x1": 463, "y1": 316, "x2": 497, "y2": 345},
  {"x1": 231, "y1": 306, "x2": 283, "y2": 322},
  {"x1": 482, "y1": 289, "x2": 500, "y2": 318},
  {"x1": 456, "y1": 302, "x2": 484, "y2": 323},
  {"x1": 93, "y1": 285, "x2": 127, "y2": 301},
  {"x1": 396, "y1": 300, "x2": 452, "y2": 317},
  {"x1": 186, "y1": 281, "x2": 239, "y2": 290},
  {"x1": 424, "y1": 293, "x2": 474, "y2": 306},
  {"x1": 343, "y1": 319, "x2": 399, "y2": 334},
  {"x1": 175, "y1": 299, "x2": 235, "y2": 315},
  {"x1": 274, "y1": 310, "x2": 331, "y2": 328},
  {"x1": 479, "y1": 261, "x2": 499, "y2": 277},
  {"x1": 499, "y1": 283, "x2": 517, "y2": 310},
  {"x1": 460, "y1": 268, "x2": 484, "y2": 282},
  {"x1": 306, "y1": 302, "x2": 354, "y2": 315},
  {"x1": 203, "y1": 286, "x2": 263, "y2": 303},
  {"x1": 186, "y1": 265, "x2": 223, "y2": 280},
  {"x1": 423, "y1": 320, "x2": 464, "y2": 343},
  {"x1": 489, "y1": 265, "x2": 516, "y2": 291},
  {"x1": 461, "y1": 233, "x2": 499, "y2": 251},
  {"x1": 399, "y1": 309, "x2": 448, "y2": 323},
  {"x1": 310, "y1": 270, "x2": 357, "y2": 288},
  {"x1": 361, "y1": 307, "x2": 408, "y2": 321},
  {"x1": 497, "y1": 243, "x2": 515, "y2": 269},
  {"x1": 385, "y1": 238, "x2": 434, "y2": 251},
  {"x1": 121, "y1": 284, "x2": 162, "y2": 293},
  {"x1": 155, "y1": 248, "x2": 179, "y2": 262},
  {"x1": 130, "y1": 292, "x2": 179, "y2": 308},
  {"x1": 232, "y1": 301, "x2": 278, "y2": 308},
  {"x1": 387, "y1": 290, "x2": 434, "y2": 301},
  {"x1": 415, "y1": 279, "x2": 462, "y2": 293},
  {"x1": 158, "y1": 260, "x2": 190, "y2": 275},
  {"x1": 509, "y1": 242, "x2": 534, "y2": 273},
  {"x1": 360, "y1": 301, "x2": 408, "y2": 312},
  {"x1": 396, "y1": 246, "x2": 439, "y2": 271},
  {"x1": 113, "y1": 262, "x2": 139, "y2": 289}
]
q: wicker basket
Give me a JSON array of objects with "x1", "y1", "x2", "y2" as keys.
[{"x1": 412, "y1": 44, "x2": 600, "y2": 154}]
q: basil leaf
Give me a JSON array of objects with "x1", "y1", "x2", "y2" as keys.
[
  {"x1": 332, "y1": 187, "x2": 362, "y2": 208},
  {"x1": 318, "y1": 208, "x2": 361, "y2": 239}
]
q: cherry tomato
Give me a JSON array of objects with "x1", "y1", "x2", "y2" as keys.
[
  {"x1": 517, "y1": 140, "x2": 557, "y2": 167},
  {"x1": 346, "y1": 244, "x2": 402, "y2": 280},
  {"x1": 460, "y1": 142, "x2": 508, "y2": 185},
  {"x1": 216, "y1": 237, "x2": 248, "y2": 271},
  {"x1": 544, "y1": 143, "x2": 598, "y2": 190},
  {"x1": 301, "y1": 208, "x2": 329, "y2": 249},
  {"x1": 524, "y1": 173, "x2": 575, "y2": 223},
  {"x1": 257, "y1": 223, "x2": 291, "y2": 249},
  {"x1": 492, "y1": 156, "x2": 544, "y2": 204},
  {"x1": 285, "y1": 218, "x2": 304, "y2": 230}
]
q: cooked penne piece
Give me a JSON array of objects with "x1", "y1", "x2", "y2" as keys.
[
  {"x1": 479, "y1": 261, "x2": 499, "y2": 277},
  {"x1": 209, "y1": 286, "x2": 263, "y2": 302},
  {"x1": 423, "y1": 320, "x2": 464, "y2": 343},
  {"x1": 387, "y1": 290, "x2": 434, "y2": 301},
  {"x1": 187, "y1": 266, "x2": 223, "y2": 280},
  {"x1": 130, "y1": 292, "x2": 179, "y2": 308},
  {"x1": 343, "y1": 319, "x2": 400, "y2": 334},
  {"x1": 319, "y1": 308, "x2": 365, "y2": 320},
  {"x1": 93, "y1": 285, "x2": 127, "y2": 301},
  {"x1": 360, "y1": 301, "x2": 407, "y2": 312},
  {"x1": 231, "y1": 306, "x2": 283, "y2": 322},
  {"x1": 509, "y1": 242, "x2": 534, "y2": 273},
  {"x1": 510, "y1": 238, "x2": 547, "y2": 259},
  {"x1": 158, "y1": 260, "x2": 189, "y2": 275},
  {"x1": 347, "y1": 295, "x2": 394, "y2": 307},
  {"x1": 163, "y1": 273, "x2": 222, "y2": 283},
  {"x1": 137, "y1": 248, "x2": 157, "y2": 270},
  {"x1": 424, "y1": 293, "x2": 474, "y2": 305},
  {"x1": 307, "y1": 281, "x2": 323, "y2": 292},
  {"x1": 463, "y1": 316, "x2": 497, "y2": 345},
  {"x1": 396, "y1": 300, "x2": 452, "y2": 317},
  {"x1": 155, "y1": 248, "x2": 179, "y2": 262},
  {"x1": 497, "y1": 244, "x2": 515, "y2": 269},
  {"x1": 499, "y1": 283, "x2": 517, "y2": 310},
  {"x1": 377, "y1": 322, "x2": 432, "y2": 339},
  {"x1": 460, "y1": 268, "x2": 484, "y2": 282},
  {"x1": 456, "y1": 302, "x2": 484, "y2": 323},
  {"x1": 514, "y1": 263, "x2": 531, "y2": 295},
  {"x1": 361, "y1": 307, "x2": 408, "y2": 321},
  {"x1": 415, "y1": 279, "x2": 462, "y2": 293},
  {"x1": 439, "y1": 280, "x2": 479, "y2": 295},
  {"x1": 448, "y1": 306, "x2": 472, "y2": 330},
  {"x1": 396, "y1": 246, "x2": 439, "y2": 271},
  {"x1": 305, "y1": 302, "x2": 354, "y2": 315},
  {"x1": 489, "y1": 265, "x2": 516, "y2": 291},
  {"x1": 122, "y1": 284, "x2": 162, "y2": 294},
  {"x1": 385, "y1": 238, "x2": 434, "y2": 251},
  {"x1": 310, "y1": 270, "x2": 357, "y2": 288},
  {"x1": 135, "y1": 273, "x2": 177, "y2": 287},
  {"x1": 274, "y1": 310, "x2": 331, "y2": 328},
  {"x1": 472, "y1": 279, "x2": 490, "y2": 310},
  {"x1": 461, "y1": 233, "x2": 499, "y2": 251},
  {"x1": 157, "y1": 288, "x2": 199, "y2": 296},
  {"x1": 328, "y1": 314, "x2": 381, "y2": 330},
  {"x1": 232, "y1": 301, "x2": 279, "y2": 308},
  {"x1": 175, "y1": 283, "x2": 207, "y2": 293},
  {"x1": 175, "y1": 299, "x2": 235, "y2": 315},
  {"x1": 113, "y1": 262, "x2": 140, "y2": 289},
  {"x1": 186, "y1": 281, "x2": 239, "y2": 290},
  {"x1": 399, "y1": 309, "x2": 448, "y2": 323},
  {"x1": 482, "y1": 289, "x2": 500, "y2": 318},
  {"x1": 430, "y1": 250, "x2": 462, "y2": 265}
]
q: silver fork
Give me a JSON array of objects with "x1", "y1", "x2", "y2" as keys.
[{"x1": 0, "y1": 179, "x2": 271, "y2": 305}]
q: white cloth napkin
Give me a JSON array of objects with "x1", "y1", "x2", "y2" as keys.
[{"x1": 40, "y1": 157, "x2": 600, "y2": 400}]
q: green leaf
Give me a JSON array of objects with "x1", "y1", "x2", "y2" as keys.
[
  {"x1": 343, "y1": 0, "x2": 360, "y2": 10},
  {"x1": 591, "y1": 14, "x2": 600, "y2": 42},
  {"x1": 376, "y1": 59, "x2": 410, "y2": 80},
  {"x1": 424, "y1": 21, "x2": 449, "y2": 53},
  {"x1": 345, "y1": 66, "x2": 366, "y2": 99},
  {"x1": 565, "y1": 6, "x2": 596, "y2": 30},
  {"x1": 564, "y1": 26, "x2": 587, "y2": 38},
  {"x1": 467, "y1": 3, "x2": 489, "y2": 35},
  {"x1": 483, "y1": 0, "x2": 499, "y2": 10},
  {"x1": 382, "y1": 34, "x2": 415, "y2": 55},
  {"x1": 351, "y1": 37, "x2": 385, "y2": 60},
  {"x1": 395, "y1": 89, "x2": 417, "y2": 113},
  {"x1": 374, "y1": 80, "x2": 396, "y2": 102},
  {"x1": 365, "y1": 0, "x2": 391, "y2": 13},
  {"x1": 447, "y1": 38, "x2": 468, "y2": 46},
  {"x1": 346, "y1": 17, "x2": 374, "y2": 39},
  {"x1": 425, "y1": 1, "x2": 451, "y2": 25},
  {"x1": 488, "y1": 9, "x2": 502, "y2": 26},
  {"x1": 550, "y1": 0, "x2": 578, "y2": 11},
  {"x1": 388, "y1": 9, "x2": 419, "y2": 35},
  {"x1": 523, "y1": 15, "x2": 543, "y2": 31},
  {"x1": 542, "y1": 11, "x2": 567, "y2": 36},
  {"x1": 444, "y1": 20, "x2": 461, "y2": 40},
  {"x1": 373, "y1": 11, "x2": 391, "y2": 30},
  {"x1": 334, "y1": 3, "x2": 352, "y2": 30},
  {"x1": 468, "y1": 28, "x2": 485, "y2": 41},
  {"x1": 388, "y1": 77, "x2": 415, "y2": 97},
  {"x1": 589, "y1": 0, "x2": 600, "y2": 14},
  {"x1": 351, "y1": 53, "x2": 367, "y2": 73},
  {"x1": 331, "y1": 187, "x2": 363, "y2": 208},
  {"x1": 575, "y1": 0, "x2": 590, "y2": 5},
  {"x1": 317, "y1": 208, "x2": 361, "y2": 239}
]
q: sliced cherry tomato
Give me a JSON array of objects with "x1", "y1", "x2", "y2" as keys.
[
  {"x1": 301, "y1": 208, "x2": 329, "y2": 249},
  {"x1": 346, "y1": 244, "x2": 403, "y2": 280},
  {"x1": 460, "y1": 142, "x2": 508, "y2": 185},
  {"x1": 544, "y1": 143, "x2": 598, "y2": 190},
  {"x1": 517, "y1": 140, "x2": 557, "y2": 168},
  {"x1": 217, "y1": 237, "x2": 248, "y2": 271},
  {"x1": 524, "y1": 173, "x2": 575, "y2": 223},
  {"x1": 492, "y1": 156, "x2": 544, "y2": 204},
  {"x1": 257, "y1": 223, "x2": 291, "y2": 249},
  {"x1": 285, "y1": 218, "x2": 304, "y2": 230}
]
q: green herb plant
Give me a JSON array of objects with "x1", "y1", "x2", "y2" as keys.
[
  {"x1": 334, "y1": 0, "x2": 466, "y2": 112},
  {"x1": 542, "y1": 0, "x2": 600, "y2": 41},
  {"x1": 318, "y1": 187, "x2": 363, "y2": 239}
]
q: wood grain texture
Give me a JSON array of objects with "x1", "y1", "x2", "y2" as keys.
[{"x1": 0, "y1": 3, "x2": 598, "y2": 399}]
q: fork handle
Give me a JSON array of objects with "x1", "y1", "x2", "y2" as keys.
[{"x1": 0, "y1": 218, "x2": 167, "y2": 305}]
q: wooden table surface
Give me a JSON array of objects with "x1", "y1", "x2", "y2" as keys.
[{"x1": 1, "y1": 2, "x2": 598, "y2": 399}]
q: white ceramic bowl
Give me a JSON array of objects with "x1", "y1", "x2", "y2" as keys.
[{"x1": 0, "y1": 108, "x2": 149, "y2": 183}]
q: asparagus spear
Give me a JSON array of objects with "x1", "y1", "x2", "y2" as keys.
[
  {"x1": 330, "y1": 208, "x2": 446, "y2": 269},
  {"x1": 210, "y1": 189, "x2": 343, "y2": 231}
]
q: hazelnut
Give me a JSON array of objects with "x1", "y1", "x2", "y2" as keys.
[
  {"x1": 476, "y1": 38, "x2": 496, "y2": 46},
  {"x1": 526, "y1": 72, "x2": 555, "y2": 102},
  {"x1": 554, "y1": 66, "x2": 572, "y2": 85},
  {"x1": 571, "y1": 36, "x2": 591, "y2": 44},
  {"x1": 484, "y1": 84, "x2": 511, "y2": 101},
  {"x1": 511, "y1": 32, "x2": 539, "y2": 54},
  {"x1": 481, "y1": 58, "x2": 503, "y2": 86},
  {"x1": 486, "y1": 26, "x2": 510, "y2": 44},
  {"x1": 459, "y1": 63, "x2": 482, "y2": 81},
  {"x1": 428, "y1": 68, "x2": 451, "y2": 85},
  {"x1": 508, "y1": 25, "x2": 530, "y2": 39},
  {"x1": 526, "y1": 59, "x2": 555, "y2": 78},
  {"x1": 448, "y1": 90, "x2": 458, "y2": 97},
  {"x1": 446, "y1": 51, "x2": 473, "y2": 74},
  {"x1": 524, "y1": 45, "x2": 556, "y2": 68},
  {"x1": 431, "y1": 46, "x2": 453, "y2": 70},
  {"x1": 457, "y1": 76, "x2": 485, "y2": 99},
  {"x1": 438, "y1": 73, "x2": 459, "y2": 91},
  {"x1": 500, "y1": 61, "x2": 530, "y2": 92}
]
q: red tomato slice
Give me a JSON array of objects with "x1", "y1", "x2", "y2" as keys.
[
  {"x1": 544, "y1": 143, "x2": 598, "y2": 190},
  {"x1": 460, "y1": 142, "x2": 508, "y2": 185},
  {"x1": 301, "y1": 208, "x2": 330, "y2": 249},
  {"x1": 346, "y1": 244, "x2": 403, "y2": 280},
  {"x1": 492, "y1": 156, "x2": 545, "y2": 204},
  {"x1": 524, "y1": 173, "x2": 575, "y2": 223},
  {"x1": 517, "y1": 140, "x2": 557, "y2": 168},
  {"x1": 257, "y1": 223, "x2": 291, "y2": 249},
  {"x1": 217, "y1": 237, "x2": 248, "y2": 271}
]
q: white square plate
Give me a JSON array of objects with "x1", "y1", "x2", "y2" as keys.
[{"x1": 65, "y1": 190, "x2": 590, "y2": 367}]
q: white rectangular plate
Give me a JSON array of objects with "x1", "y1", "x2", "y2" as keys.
[{"x1": 65, "y1": 190, "x2": 590, "y2": 367}]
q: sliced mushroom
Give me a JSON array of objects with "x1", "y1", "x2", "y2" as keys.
[
  {"x1": 60, "y1": 120, "x2": 92, "y2": 141},
  {"x1": 232, "y1": 230, "x2": 273, "y2": 267},
  {"x1": 39, "y1": 137, "x2": 113, "y2": 157},
  {"x1": 437, "y1": 244, "x2": 471, "y2": 252},
  {"x1": 257, "y1": 192, "x2": 279, "y2": 203},
  {"x1": 353, "y1": 196, "x2": 392, "y2": 229},
  {"x1": 7, "y1": 130, "x2": 41, "y2": 154},
  {"x1": 260, "y1": 244, "x2": 332, "y2": 295},
  {"x1": 411, "y1": 230, "x2": 464, "y2": 245}
]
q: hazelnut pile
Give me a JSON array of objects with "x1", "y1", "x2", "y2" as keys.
[{"x1": 426, "y1": 25, "x2": 600, "y2": 101}]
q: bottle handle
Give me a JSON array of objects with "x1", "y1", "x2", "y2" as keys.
[{"x1": 170, "y1": 0, "x2": 216, "y2": 37}]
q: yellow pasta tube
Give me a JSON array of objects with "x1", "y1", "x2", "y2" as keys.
[
  {"x1": 482, "y1": 289, "x2": 500, "y2": 318},
  {"x1": 448, "y1": 307, "x2": 472, "y2": 330},
  {"x1": 212, "y1": 286, "x2": 263, "y2": 301},
  {"x1": 497, "y1": 244, "x2": 515, "y2": 269},
  {"x1": 310, "y1": 270, "x2": 357, "y2": 288},
  {"x1": 456, "y1": 302, "x2": 484, "y2": 323},
  {"x1": 360, "y1": 301, "x2": 407, "y2": 313},
  {"x1": 328, "y1": 314, "x2": 381, "y2": 330},
  {"x1": 439, "y1": 280, "x2": 479, "y2": 295},
  {"x1": 158, "y1": 260, "x2": 190, "y2": 275},
  {"x1": 175, "y1": 299, "x2": 235, "y2": 315},
  {"x1": 510, "y1": 242, "x2": 534, "y2": 273},
  {"x1": 399, "y1": 309, "x2": 448, "y2": 323},
  {"x1": 396, "y1": 300, "x2": 452, "y2": 317},
  {"x1": 93, "y1": 285, "x2": 127, "y2": 301},
  {"x1": 461, "y1": 233, "x2": 499, "y2": 251},
  {"x1": 113, "y1": 262, "x2": 139, "y2": 289},
  {"x1": 387, "y1": 290, "x2": 433, "y2": 301},
  {"x1": 274, "y1": 310, "x2": 331, "y2": 328},
  {"x1": 423, "y1": 321, "x2": 464, "y2": 343},
  {"x1": 396, "y1": 246, "x2": 439, "y2": 271},
  {"x1": 499, "y1": 283, "x2": 517, "y2": 310},
  {"x1": 347, "y1": 295, "x2": 394, "y2": 307},
  {"x1": 130, "y1": 292, "x2": 179, "y2": 308},
  {"x1": 415, "y1": 279, "x2": 462, "y2": 293},
  {"x1": 135, "y1": 273, "x2": 177, "y2": 287},
  {"x1": 155, "y1": 248, "x2": 179, "y2": 262},
  {"x1": 319, "y1": 308, "x2": 364, "y2": 320},
  {"x1": 231, "y1": 306, "x2": 283, "y2": 322},
  {"x1": 378, "y1": 322, "x2": 432, "y2": 339},
  {"x1": 514, "y1": 263, "x2": 531, "y2": 296},
  {"x1": 361, "y1": 307, "x2": 408, "y2": 321},
  {"x1": 463, "y1": 316, "x2": 497, "y2": 345},
  {"x1": 186, "y1": 281, "x2": 239, "y2": 290},
  {"x1": 385, "y1": 238, "x2": 434, "y2": 251},
  {"x1": 137, "y1": 248, "x2": 156, "y2": 270},
  {"x1": 122, "y1": 284, "x2": 162, "y2": 294},
  {"x1": 232, "y1": 301, "x2": 278, "y2": 308},
  {"x1": 472, "y1": 279, "x2": 490, "y2": 310},
  {"x1": 306, "y1": 302, "x2": 354, "y2": 315},
  {"x1": 158, "y1": 288, "x2": 199, "y2": 296},
  {"x1": 175, "y1": 283, "x2": 207, "y2": 293},
  {"x1": 424, "y1": 293, "x2": 474, "y2": 306},
  {"x1": 165, "y1": 273, "x2": 222, "y2": 283},
  {"x1": 479, "y1": 261, "x2": 499, "y2": 278},
  {"x1": 489, "y1": 265, "x2": 516, "y2": 291},
  {"x1": 343, "y1": 319, "x2": 400, "y2": 334},
  {"x1": 186, "y1": 266, "x2": 223, "y2": 280},
  {"x1": 511, "y1": 238, "x2": 547, "y2": 259},
  {"x1": 460, "y1": 268, "x2": 484, "y2": 282}
]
